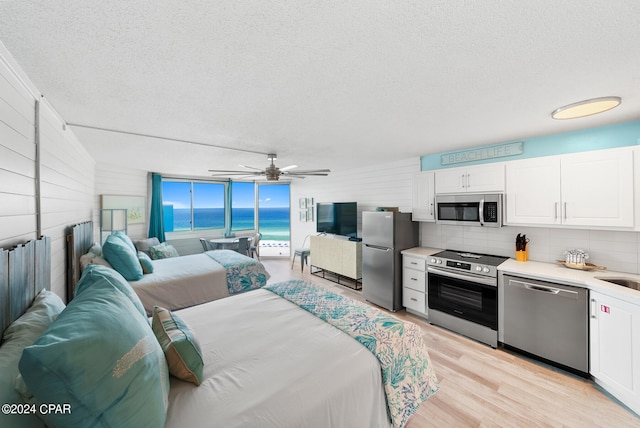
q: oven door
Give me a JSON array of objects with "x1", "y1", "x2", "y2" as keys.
[{"x1": 427, "y1": 267, "x2": 497, "y2": 330}]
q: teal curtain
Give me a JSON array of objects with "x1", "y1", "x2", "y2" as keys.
[{"x1": 148, "y1": 173, "x2": 166, "y2": 242}]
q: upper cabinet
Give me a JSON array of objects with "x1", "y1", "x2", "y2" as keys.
[
  {"x1": 506, "y1": 147, "x2": 634, "y2": 228},
  {"x1": 435, "y1": 163, "x2": 505, "y2": 194},
  {"x1": 412, "y1": 171, "x2": 435, "y2": 222}
]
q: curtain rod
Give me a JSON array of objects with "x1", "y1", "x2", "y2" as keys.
[{"x1": 66, "y1": 123, "x2": 270, "y2": 156}]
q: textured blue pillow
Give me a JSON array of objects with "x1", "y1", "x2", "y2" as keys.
[
  {"x1": 0, "y1": 290, "x2": 64, "y2": 428},
  {"x1": 148, "y1": 243, "x2": 180, "y2": 260},
  {"x1": 102, "y1": 234, "x2": 144, "y2": 281},
  {"x1": 19, "y1": 275, "x2": 169, "y2": 428},
  {"x1": 75, "y1": 264, "x2": 147, "y2": 320},
  {"x1": 152, "y1": 306, "x2": 204, "y2": 385},
  {"x1": 138, "y1": 251, "x2": 154, "y2": 274}
]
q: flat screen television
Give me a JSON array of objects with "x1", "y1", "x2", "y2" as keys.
[{"x1": 316, "y1": 202, "x2": 357, "y2": 237}]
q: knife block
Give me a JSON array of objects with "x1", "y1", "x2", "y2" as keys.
[{"x1": 515, "y1": 249, "x2": 528, "y2": 262}]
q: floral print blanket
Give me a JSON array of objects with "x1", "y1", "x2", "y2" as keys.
[
  {"x1": 205, "y1": 250, "x2": 270, "y2": 295},
  {"x1": 265, "y1": 280, "x2": 439, "y2": 428}
]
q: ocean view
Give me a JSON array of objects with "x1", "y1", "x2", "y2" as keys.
[{"x1": 164, "y1": 207, "x2": 290, "y2": 241}]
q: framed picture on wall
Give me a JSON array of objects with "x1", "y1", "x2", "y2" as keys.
[
  {"x1": 101, "y1": 195, "x2": 146, "y2": 224},
  {"x1": 299, "y1": 211, "x2": 307, "y2": 222},
  {"x1": 299, "y1": 198, "x2": 307, "y2": 209},
  {"x1": 307, "y1": 207, "x2": 314, "y2": 221}
]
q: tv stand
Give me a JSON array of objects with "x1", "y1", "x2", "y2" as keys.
[{"x1": 310, "y1": 235, "x2": 362, "y2": 290}]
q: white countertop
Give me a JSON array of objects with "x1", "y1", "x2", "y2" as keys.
[
  {"x1": 401, "y1": 247, "x2": 441, "y2": 258},
  {"x1": 499, "y1": 259, "x2": 640, "y2": 305},
  {"x1": 401, "y1": 247, "x2": 640, "y2": 305}
]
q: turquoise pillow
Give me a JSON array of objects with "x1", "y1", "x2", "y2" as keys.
[
  {"x1": 0, "y1": 290, "x2": 65, "y2": 428},
  {"x1": 113, "y1": 230, "x2": 137, "y2": 253},
  {"x1": 152, "y1": 306, "x2": 204, "y2": 385},
  {"x1": 138, "y1": 251, "x2": 154, "y2": 274},
  {"x1": 102, "y1": 234, "x2": 144, "y2": 281},
  {"x1": 75, "y1": 264, "x2": 147, "y2": 320},
  {"x1": 19, "y1": 275, "x2": 169, "y2": 428}
]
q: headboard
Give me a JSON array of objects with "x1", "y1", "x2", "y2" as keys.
[
  {"x1": 66, "y1": 221, "x2": 94, "y2": 301},
  {"x1": 0, "y1": 236, "x2": 51, "y2": 338}
]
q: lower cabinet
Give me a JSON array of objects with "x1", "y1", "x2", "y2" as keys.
[
  {"x1": 402, "y1": 255, "x2": 427, "y2": 316},
  {"x1": 590, "y1": 291, "x2": 640, "y2": 415}
]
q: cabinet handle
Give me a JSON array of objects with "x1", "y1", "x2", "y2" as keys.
[
  {"x1": 410, "y1": 298, "x2": 418, "y2": 302},
  {"x1": 466, "y1": 173, "x2": 470, "y2": 188},
  {"x1": 410, "y1": 261, "x2": 418, "y2": 265},
  {"x1": 429, "y1": 202, "x2": 434, "y2": 216},
  {"x1": 590, "y1": 299, "x2": 597, "y2": 319},
  {"x1": 460, "y1": 174, "x2": 466, "y2": 188},
  {"x1": 410, "y1": 277, "x2": 418, "y2": 281},
  {"x1": 564, "y1": 202, "x2": 567, "y2": 220},
  {"x1": 554, "y1": 202, "x2": 558, "y2": 220}
]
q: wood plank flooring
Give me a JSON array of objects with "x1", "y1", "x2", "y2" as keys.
[{"x1": 262, "y1": 257, "x2": 640, "y2": 428}]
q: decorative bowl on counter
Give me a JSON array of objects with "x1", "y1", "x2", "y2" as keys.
[{"x1": 556, "y1": 260, "x2": 606, "y2": 271}]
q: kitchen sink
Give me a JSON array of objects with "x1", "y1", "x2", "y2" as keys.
[{"x1": 595, "y1": 277, "x2": 640, "y2": 291}]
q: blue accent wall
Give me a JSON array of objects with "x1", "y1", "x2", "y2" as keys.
[{"x1": 421, "y1": 120, "x2": 640, "y2": 171}]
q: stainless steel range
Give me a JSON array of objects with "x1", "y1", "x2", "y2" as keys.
[{"x1": 427, "y1": 250, "x2": 508, "y2": 348}]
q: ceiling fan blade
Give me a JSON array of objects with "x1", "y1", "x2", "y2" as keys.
[
  {"x1": 238, "y1": 164, "x2": 263, "y2": 171},
  {"x1": 280, "y1": 164, "x2": 298, "y2": 171},
  {"x1": 209, "y1": 170, "x2": 263, "y2": 175},
  {"x1": 287, "y1": 169, "x2": 331, "y2": 173}
]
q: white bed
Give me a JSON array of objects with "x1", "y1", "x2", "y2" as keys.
[
  {"x1": 4, "y1": 242, "x2": 438, "y2": 428},
  {"x1": 67, "y1": 222, "x2": 270, "y2": 314},
  {"x1": 167, "y1": 288, "x2": 391, "y2": 427}
]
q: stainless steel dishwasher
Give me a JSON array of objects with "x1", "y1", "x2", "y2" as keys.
[{"x1": 503, "y1": 275, "x2": 588, "y2": 376}]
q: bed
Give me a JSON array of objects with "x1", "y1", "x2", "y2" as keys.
[
  {"x1": 2, "y1": 236, "x2": 440, "y2": 428},
  {"x1": 66, "y1": 221, "x2": 270, "y2": 314}
]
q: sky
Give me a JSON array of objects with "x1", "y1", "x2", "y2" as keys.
[{"x1": 162, "y1": 181, "x2": 290, "y2": 209}]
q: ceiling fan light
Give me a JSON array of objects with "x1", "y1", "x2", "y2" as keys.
[{"x1": 551, "y1": 96, "x2": 621, "y2": 120}]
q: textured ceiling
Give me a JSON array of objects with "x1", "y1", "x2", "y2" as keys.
[{"x1": 1, "y1": 1, "x2": 639, "y2": 177}]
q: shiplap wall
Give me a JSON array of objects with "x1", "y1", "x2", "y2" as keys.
[
  {"x1": 0, "y1": 44, "x2": 96, "y2": 299},
  {"x1": 290, "y1": 157, "x2": 420, "y2": 252},
  {"x1": 0, "y1": 52, "x2": 37, "y2": 247},
  {"x1": 94, "y1": 164, "x2": 148, "y2": 241}
]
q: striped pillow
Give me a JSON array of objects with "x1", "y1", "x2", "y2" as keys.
[{"x1": 152, "y1": 306, "x2": 204, "y2": 385}]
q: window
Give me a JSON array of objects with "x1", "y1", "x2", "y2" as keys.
[
  {"x1": 162, "y1": 180, "x2": 226, "y2": 232},
  {"x1": 231, "y1": 181, "x2": 255, "y2": 232}
]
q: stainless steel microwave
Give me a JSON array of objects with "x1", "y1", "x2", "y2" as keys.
[{"x1": 435, "y1": 193, "x2": 502, "y2": 227}]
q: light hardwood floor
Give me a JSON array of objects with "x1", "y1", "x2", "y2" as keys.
[{"x1": 263, "y1": 257, "x2": 640, "y2": 428}]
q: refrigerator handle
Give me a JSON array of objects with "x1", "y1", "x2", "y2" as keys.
[{"x1": 364, "y1": 244, "x2": 391, "y2": 251}]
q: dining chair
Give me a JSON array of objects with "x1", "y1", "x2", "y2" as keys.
[
  {"x1": 199, "y1": 238, "x2": 216, "y2": 251},
  {"x1": 236, "y1": 237, "x2": 250, "y2": 256},
  {"x1": 249, "y1": 232, "x2": 262, "y2": 259}
]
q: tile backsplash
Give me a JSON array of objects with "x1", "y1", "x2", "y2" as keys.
[{"x1": 420, "y1": 222, "x2": 640, "y2": 274}]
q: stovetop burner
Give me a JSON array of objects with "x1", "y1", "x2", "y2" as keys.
[{"x1": 432, "y1": 250, "x2": 509, "y2": 267}]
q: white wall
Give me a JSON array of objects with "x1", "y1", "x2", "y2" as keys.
[
  {"x1": 94, "y1": 164, "x2": 148, "y2": 241},
  {"x1": 0, "y1": 44, "x2": 96, "y2": 299},
  {"x1": 289, "y1": 157, "x2": 420, "y2": 252}
]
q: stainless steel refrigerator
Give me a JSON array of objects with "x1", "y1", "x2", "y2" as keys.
[{"x1": 362, "y1": 211, "x2": 418, "y2": 311}]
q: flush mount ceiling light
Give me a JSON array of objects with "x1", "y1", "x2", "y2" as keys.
[{"x1": 551, "y1": 96, "x2": 621, "y2": 120}]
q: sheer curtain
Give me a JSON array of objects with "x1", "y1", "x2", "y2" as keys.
[{"x1": 148, "y1": 173, "x2": 166, "y2": 242}]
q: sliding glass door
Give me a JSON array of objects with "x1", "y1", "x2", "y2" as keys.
[{"x1": 257, "y1": 183, "x2": 290, "y2": 257}]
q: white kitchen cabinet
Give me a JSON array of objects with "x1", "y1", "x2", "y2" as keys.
[
  {"x1": 590, "y1": 290, "x2": 640, "y2": 415},
  {"x1": 402, "y1": 255, "x2": 427, "y2": 316},
  {"x1": 505, "y1": 147, "x2": 634, "y2": 227},
  {"x1": 412, "y1": 171, "x2": 435, "y2": 221},
  {"x1": 435, "y1": 163, "x2": 505, "y2": 194},
  {"x1": 505, "y1": 157, "x2": 562, "y2": 225}
]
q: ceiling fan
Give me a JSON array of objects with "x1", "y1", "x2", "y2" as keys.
[{"x1": 209, "y1": 154, "x2": 330, "y2": 181}]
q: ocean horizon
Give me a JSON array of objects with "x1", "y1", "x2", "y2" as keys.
[{"x1": 164, "y1": 206, "x2": 290, "y2": 241}]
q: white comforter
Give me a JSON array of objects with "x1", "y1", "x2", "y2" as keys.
[
  {"x1": 131, "y1": 253, "x2": 229, "y2": 314},
  {"x1": 166, "y1": 289, "x2": 392, "y2": 428}
]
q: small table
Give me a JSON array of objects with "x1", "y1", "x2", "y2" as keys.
[{"x1": 209, "y1": 237, "x2": 239, "y2": 250}]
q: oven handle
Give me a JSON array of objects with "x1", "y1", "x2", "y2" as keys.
[
  {"x1": 427, "y1": 266, "x2": 497, "y2": 287},
  {"x1": 479, "y1": 197, "x2": 485, "y2": 227}
]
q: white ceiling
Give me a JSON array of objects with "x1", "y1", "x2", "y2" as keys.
[{"x1": 1, "y1": 1, "x2": 639, "y2": 178}]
